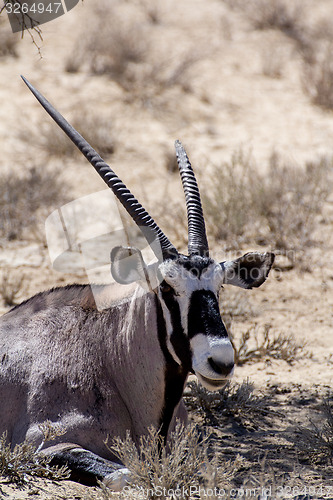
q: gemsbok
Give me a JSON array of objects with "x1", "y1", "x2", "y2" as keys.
[{"x1": 0, "y1": 77, "x2": 274, "y2": 488}]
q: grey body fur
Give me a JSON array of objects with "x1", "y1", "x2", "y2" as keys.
[{"x1": 0, "y1": 283, "x2": 185, "y2": 461}]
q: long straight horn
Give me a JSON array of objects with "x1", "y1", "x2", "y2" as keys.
[
  {"x1": 175, "y1": 140, "x2": 209, "y2": 257},
  {"x1": 22, "y1": 76, "x2": 177, "y2": 261}
]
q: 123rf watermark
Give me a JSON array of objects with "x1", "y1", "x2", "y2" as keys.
[
  {"x1": 3, "y1": 0, "x2": 80, "y2": 33},
  {"x1": 121, "y1": 484, "x2": 333, "y2": 499}
]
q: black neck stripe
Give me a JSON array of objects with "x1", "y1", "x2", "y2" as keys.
[{"x1": 155, "y1": 294, "x2": 188, "y2": 443}]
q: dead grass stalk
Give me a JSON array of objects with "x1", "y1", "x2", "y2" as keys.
[
  {"x1": 0, "y1": 166, "x2": 69, "y2": 242},
  {"x1": 201, "y1": 150, "x2": 332, "y2": 252},
  {"x1": 0, "y1": 421, "x2": 69, "y2": 484},
  {"x1": 298, "y1": 396, "x2": 333, "y2": 464},
  {"x1": 0, "y1": 270, "x2": 25, "y2": 307},
  {"x1": 0, "y1": 15, "x2": 18, "y2": 57},
  {"x1": 185, "y1": 379, "x2": 270, "y2": 426},
  {"x1": 230, "y1": 323, "x2": 308, "y2": 366},
  {"x1": 66, "y1": 1, "x2": 202, "y2": 105},
  {"x1": 303, "y1": 43, "x2": 333, "y2": 110},
  {"x1": 103, "y1": 421, "x2": 240, "y2": 498}
]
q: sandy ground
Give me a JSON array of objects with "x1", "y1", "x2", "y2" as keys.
[{"x1": 0, "y1": 0, "x2": 333, "y2": 498}]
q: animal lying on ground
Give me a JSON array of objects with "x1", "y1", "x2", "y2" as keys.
[{"x1": 0, "y1": 76, "x2": 274, "y2": 488}]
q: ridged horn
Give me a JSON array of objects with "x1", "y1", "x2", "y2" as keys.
[
  {"x1": 22, "y1": 76, "x2": 177, "y2": 261},
  {"x1": 175, "y1": 140, "x2": 209, "y2": 257}
]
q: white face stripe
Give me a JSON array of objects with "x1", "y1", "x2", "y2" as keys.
[{"x1": 157, "y1": 290, "x2": 182, "y2": 365}]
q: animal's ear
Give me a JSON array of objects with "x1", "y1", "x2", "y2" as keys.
[
  {"x1": 111, "y1": 246, "x2": 148, "y2": 285},
  {"x1": 220, "y1": 252, "x2": 275, "y2": 289}
]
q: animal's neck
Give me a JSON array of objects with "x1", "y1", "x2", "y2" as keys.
[
  {"x1": 105, "y1": 285, "x2": 188, "y2": 444},
  {"x1": 105, "y1": 286, "x2": 167, "y2": 442},
  {"x1": 154, "y1": 294, "x2": 189, "y2": 442}
]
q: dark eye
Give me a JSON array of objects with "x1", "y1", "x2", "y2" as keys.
[{"x1": 160, "y1": 283, "x2": 172, "y2": 294}]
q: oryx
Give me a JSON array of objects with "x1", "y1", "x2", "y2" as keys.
[{"x1": 0, "y1": 77, "x2": 274, "y2": 488}]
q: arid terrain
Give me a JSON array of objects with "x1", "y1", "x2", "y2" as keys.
[{"x1": 0, "y1": 0, "x2": 333, "y2": 498}]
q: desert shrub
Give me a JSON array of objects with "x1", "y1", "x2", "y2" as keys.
[
  {"x1": 0, "y1": 166, "x2": 69, "y2": 241},
  {"x1": 220, "y1": 288, "x2": 254, "y2": 319},
  {"x1": 0, "y1": 15, "x2": 19, "y2": 57},
  {"x1": 219, "y1": 287, "x2": 255, "y2": 334},
  {"x1": 203, "y1": 150, "x2": 255, "y2": 247},
  {"x1": 36, "y1": 121, "x2": 75, "y2": 157},
  {"x1": 106, "y1": 423, "x2": 207, "y2": 494},
  {"x1": 104, "y1": 421, "x2": 239, "y2": 497},
  {"x1": 248, "y1": 0, "x2": 302, "y2": 35},
  {"x1": 202, "y1": 150, "x2": 332, "y2": 251},
  {"x1": 164, "y1": 148, "x2": 180, "y2": 174},
  {"x1": 154, "y1": 189, "x2": 188, "y2": 252},
  {"x1": 228, "y1": 0, "x2": 307, "y2": 49},
  {"x1": 185, "y1": 379, "x2": 270, "y2": 426},
  {"x1": 65, "y1": 1, "x2": 201, "y2": 104},
  {"x1": 303, "y1": 43, "x2": 333, "y2": 110},
  {"x1": 298, "y1": 396, "x2": 333, "y2": 464},
  {"x1": 230, "y1": 323, "x2": 308, "y2": 366},
  {"x1": 256, "y1": 153, "x2": 332, "y2": 249},
  {"x1": 0, "y1": 421, "x2": 69, "y2": 484},
  {"x1": 67, "y1": 114, "x2": 115, "y2": 158},
  {"x1": 67, "y1": 5, "x2": 148, "y2": 80},
  {"x1": 22, "y1": 112, "x2": 115, "y2": 159},
  {"x1": 0, "y1": 269, "x2": 25, "y2": 307}
]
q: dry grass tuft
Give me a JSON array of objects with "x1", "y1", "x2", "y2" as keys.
[
  {"x1": 66, "y1": 1, "x2": 202, "y2": 105},
  {"x1": 155, "y1": 196, "x2": 188, "y2": 252},
  {"x1": 202, "y1": 150, "x2": 254, "y2": 247},
  {"x1": 230, "y1": 323, "x2": 308, "y2": 366},
  {"x1": 303, "y1": 43, "x2": 333, "y2": 110},
  {"x1": 298, "y1": 396, "x2": 333, "y2": 464},
  {"x1": 34, "y1": 122, "x2": 75, "y2": 157},
  {"x1": 23, "y1": 113, "x2": 115, "y2": 159},
  {"x1": 298, "y1": 16, "x2": 333, "y2": 110},
  {"x1": 185, "y1": 379, "x2": 270, "y2": 427},
  {"x1": 37, "y1": 420, "x2": 67, "y2": 451},
  {"x1": 229, "y1": 0, "x2": 308, "y2": 50},
  {"x1": 0, "y1": 166, "x2": 69, "y2": 242},
  {"x1": 223, "y1": 0, "x2": 303, "y2": 34},
  {"x1": 164, "y1": 148, "x2": 180, "y2": 174},
  {"x1": 227, "y1": 0, "x2": 333, "y2": 110},
  {"x1": 0, "y1": 269, "x2": 25, "y2": 307},
  {"x1": 249, "y1": 0, "x2": 303, "y2": 36},
  {"x1": 0, "y1": 422, "x2": 69, "y2": 484},
  {"x1": 220, "y1": 288, "x2": 255, "y2": 329},
  {"x1": 71, "y1": 115, "x2": 115, "y2": 158},
  {"x1": 0, "y1": 16, "x2": 19, "y2": 58},
  {"x1": 103, "y1": 421, "x2": 240, "y2": 497},
  {"x1": 65, "y1": 2, "x2": 148, "y2": 81},
  {"x1": 201, "y1": 150, "x2": 332, "y2": 252}
]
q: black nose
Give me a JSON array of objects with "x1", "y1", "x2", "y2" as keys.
[{"x1": 208, "y1": 357, "x2": 234, "y2": 377}]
